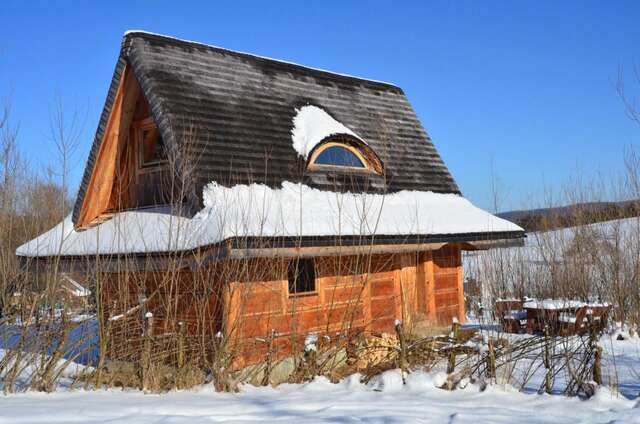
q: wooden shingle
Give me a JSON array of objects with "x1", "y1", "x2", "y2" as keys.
[{"x1": 72, "y1": 31, "x2": 460, "y2": 226}]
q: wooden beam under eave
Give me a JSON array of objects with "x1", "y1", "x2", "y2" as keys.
[
  {"x1": 460, "y1": 238, "x2": 525, "y2": 250},
  {"x1": 77, "y1": 64, "x2": 141, "y2": 229},
  {"x1": 226, "y1": 242, "x2": 448, "y2": 259}
]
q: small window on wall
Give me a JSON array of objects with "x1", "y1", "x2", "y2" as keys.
[
  {"x1": 288, "y1": 258, "x2": 316, "y2": 295},
  {"x1": 136, "y1": 119, "x2": 167, "y2": 169}
]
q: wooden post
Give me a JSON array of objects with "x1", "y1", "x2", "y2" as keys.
[
  {"x1": 261, "y1": 329, "x2": 276, "y2": 386},
  {"x1": 395, "y1": 320, "x2": 407, "y2": 384},
  {"x1": 543, "y1": 325, "x2": 552, "y2": 394},
  {"x1": 486, "y1": 338, "x2": 497, "y2": 381},
  {"x1": 593, "y1": 344, "x2": 603, "y2": 385},
  {"x1": 177, "y1": 321, "x2": 185, "y2": 369},
  {"x1": 447, "y1": 318, "x2": 460, "y2": 374},
  {"x1": 589, "y1": 318, "x2": 602, "y2": 385},
  {"x1": 141, "y1": 312, "x2": 154, "y2": 391},
  {"x1": 425, "y1": 251, "x2": 436, "y2": 323},
  {"x1": 455, "y1": 247, "x2": 465, "y2": 325}
]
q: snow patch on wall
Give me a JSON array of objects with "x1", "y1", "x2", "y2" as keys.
[{"x1": 290, "y1": 105, "x2": 364, "y2": 159}]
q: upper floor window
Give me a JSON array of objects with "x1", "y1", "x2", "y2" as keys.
[
  {"x1": 135, "y1": 118, "x2": 167, "y2": 169},
  {"x1": 308, "y1": 141, "x2": 376, "y2": 172},
  {"x1": 314, "y1": 145, "x2": 365, "y2": 168}
]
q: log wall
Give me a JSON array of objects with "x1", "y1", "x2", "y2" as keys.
[
  {"x1": 224, "y1": 246, "x2": 464, "y2": 366},
  {"x1": 100, "y1": 245, "x2": 464, "y2": 367}
]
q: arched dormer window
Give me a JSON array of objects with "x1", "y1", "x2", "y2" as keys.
[
  {"x1": 311, "y1": 142, "x2": 366, "y2": 168},
  {"x1": 307, "y1": 138, "x2": 383, "y2": 174}
]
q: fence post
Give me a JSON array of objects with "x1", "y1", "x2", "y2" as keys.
[
  {"x1": 447, "y1": 318, "x2": 460, "y2": 374},
  {"x1": 177, "y1": 321, "x2": 185, "y2": 369},
  {"x1": 589, "y1": 317, "x2": 602, "y2": 385},
  {"x1": 141, "y1": 312, "x2": 154, "y2": 391},
  {"x1": 261, "y1": 329, "x2": 276, "y2": 386},
  {"x1": 543, "y1": 324, "x2": 552, "y2": 394},
  {"x1": 486, "y1": 338, "x2": 497, "y2": 381},
  {"x1": 395, "y1": 320, "x2": 407, "y2": 384}
]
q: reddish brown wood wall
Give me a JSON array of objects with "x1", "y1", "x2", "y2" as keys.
[
  {"x1": 433, "y1": 245, "x2": 465, "y2": 324},
  {"x1": 223, "y1": 247, "x2": 464, "y2": 366},
  {"x1": 100, "y1": 245, "x2": 464, "y2": 367}
]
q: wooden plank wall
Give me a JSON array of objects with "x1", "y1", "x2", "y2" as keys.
[
  {"x1": 224, "y1": 246, "x2": 464, "y2": 366},
  {"x1": 100, "y1": 245, "x2": 464, "y2": 367},
  {"x1": 432, "y1": 245, "x2": 465, "y2": 324}
]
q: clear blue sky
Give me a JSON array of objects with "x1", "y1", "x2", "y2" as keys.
[{"x1": 1, "y1": 1, "x2": 639, "y2": 211}]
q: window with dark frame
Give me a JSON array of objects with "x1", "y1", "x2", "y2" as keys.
[
  {"x1": 137, "y1": 123, "x2": 167, "y2": 169},
  {"x1": 288, "y1": 258, "x2": 316, "y2": 295}
]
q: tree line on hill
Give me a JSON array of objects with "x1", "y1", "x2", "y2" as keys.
[{"x1": 497, "y1": 200, "x2": 640, "y2": 232}]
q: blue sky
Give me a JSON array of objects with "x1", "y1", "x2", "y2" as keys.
[{"x1": 1, "y1": 1, "x2": 639, "y2": 211}]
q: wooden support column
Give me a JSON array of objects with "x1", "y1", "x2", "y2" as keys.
[
  {"x1": 455, "y1": 246, "x2": 466, "y2": 324},
  {"x1": 425, "y1": 250, "x2": 436, "y2": 323},
  {"x1": 393, "y1": 255, "x2": 403, "y2": 323},
  {"x1": 362, "y1": 272, "x2": 372, "y2": 333},
  {"x1": 224, "y1": 281, "x2": 241, "y2": 340}
]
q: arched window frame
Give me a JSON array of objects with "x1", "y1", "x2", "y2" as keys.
[{"x1": 307, "y1": 137, "x2": 383, "y2": 174}]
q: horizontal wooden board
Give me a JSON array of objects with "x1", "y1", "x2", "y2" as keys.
[
  {"x1": 323, "y1": 285, "x2": 364, "y2": 304},
  {"x1": 370, "y1": 278, "x2": 395, "y2": 298}
]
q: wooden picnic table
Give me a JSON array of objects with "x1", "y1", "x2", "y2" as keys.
[{"x1": 523, "y1": 299, "x2": 610, "y2": 335}]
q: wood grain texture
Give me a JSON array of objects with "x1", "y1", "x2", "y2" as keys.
[{"x1": 100, "y1": 246, "x2": 467, "y2": 368}]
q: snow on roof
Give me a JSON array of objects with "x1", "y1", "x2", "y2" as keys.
[
  {"x1": 17, "y1": 182, "x2": 523, "y2": 258},
  {"x1": 15, "y1": 207, "x2": 217, "y2": 258},
  {"x1": 290, "y1": 105, "x2": 364, "y2": 159},
  {"x1": 522, "y1": 299, "x2": 585, "y2": 310},
  {"x1": 522, "y1": 299, "x2": 610, "y2": 310},
  {"x1": 123, "y1": 31, "x2": 398, "y2": 88}
]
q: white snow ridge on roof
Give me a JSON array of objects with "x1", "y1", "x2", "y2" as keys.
[
  {"x1": 291, "y1": 105, "x2": 365, "y2": 159},
  {"x1": 17, "y1": 182, "x2": 523, "y2": 258},
  {"x1": 124, "y1": 31, "x2": 399, "y2": 88}
]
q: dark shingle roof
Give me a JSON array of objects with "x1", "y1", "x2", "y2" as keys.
[{"x1": 72, "y1": 31, "x2": 460, "y2": 225}]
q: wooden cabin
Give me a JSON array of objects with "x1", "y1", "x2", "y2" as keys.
[{"x1": 17, "y1": 32, "x2": 525, "y2": 367}]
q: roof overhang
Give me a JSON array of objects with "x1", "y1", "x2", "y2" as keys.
[{"x1": 19, "y1": 231, "x2": 525, "y2": 273}]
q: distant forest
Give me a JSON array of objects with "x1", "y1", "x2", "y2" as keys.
[{"x1": 497, "y1": 200, "x2": 640, "y2": 232}]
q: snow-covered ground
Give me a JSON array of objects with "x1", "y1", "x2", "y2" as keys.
[
  {"x1": 1, "y1": 369, "x2": 639, "y2": 424},
  {"x1": 1, "y1": 325, "x2": 639, "y2": 423},
  {"x1": 2, "y1": 314, "x2": 639, "y2": 423}
]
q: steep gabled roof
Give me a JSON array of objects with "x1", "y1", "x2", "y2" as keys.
[{"x1": 72, "y1": 31, "x2": 460, "y2": 226}]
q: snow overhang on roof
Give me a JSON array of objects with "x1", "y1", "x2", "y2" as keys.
[
  {"x1": 17, "y1": 182, "x2": 524, "y2": 258},
  {"x1": 291, "y1": 105, "x2": 365, "y2": 159}
]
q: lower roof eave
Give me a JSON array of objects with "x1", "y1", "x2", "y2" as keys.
[
  {"x1": 227, "y1": 231, "x2": 526, "y2": 258},
  {"x1": 17, "y1": 230, "x2": 525, "y2": 272},
  {"x1": 228, "y1": 231, "x2": 526, "y2": 249}
]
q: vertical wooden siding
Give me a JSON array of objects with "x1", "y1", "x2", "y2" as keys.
[
  {"x1": 225, "y1": 246, "x2": 464, "y2": 366},
  {"x1": 432, "y1": 245, "x2": 465, "y2": 324},
  {"x1": 100, "y1": 245, "x2": 464, "y2": 367}
]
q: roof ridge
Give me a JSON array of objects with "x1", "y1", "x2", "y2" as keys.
[{"x1": 123, "y1": 30, "x2": 400, "y2": 89}]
